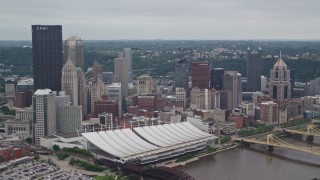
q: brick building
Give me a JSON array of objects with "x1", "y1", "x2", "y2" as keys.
[
  {"x1": 0, "y1": 144, "x2": 30, "y2": 162},
  {"x1": 191, "y1": 62, "x2": 210, "y2": 89},
  {"x1": 94, "y1": 96, "x2": 119, "y2": 120}
]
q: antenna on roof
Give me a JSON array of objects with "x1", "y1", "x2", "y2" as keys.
[{"x1": 280, "y1": 51, "x2": 282, "y2": 59}]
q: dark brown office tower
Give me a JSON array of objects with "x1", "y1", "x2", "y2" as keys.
[
  {"x1": 192, "y1": 62, "x2": 210, "y2": 89},
  {"x1": 32, "y1": 25, "x2": 63, "y2": 91}
]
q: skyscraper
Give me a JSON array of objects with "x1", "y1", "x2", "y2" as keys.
[
  {"x1": 32, "y1": 89, "x2": 56, "y2": 145},
  {"x1": 93, "y1": 61, "x2": 103, "y2": 80},
  {"x1": 123, "y1": 48, "x2": 133, "y2": 83},
  {"x1": 210, "y1": 68, "x2": 224, "y2": 90},
  {"x1": 175, "y1": 59, "x2": 190, "y2": 90},
  {"x1": 191, "y1": 62, "x2": 210, "y2": 89},
  {"x1": 223, "y1": 71, "x2": 242, "y2": 109},
  {"x1": 107, "y1": 83, "x2": 122, "y2": 116},
  {"x1": 61, "y1": 58, "x2": 78, "y2": 106},
  {"x1": 260, "y1": 101, "x2": 279, "y2": 125},
  {"x1": 269, "y1": 57, "x2": 291, "y2": 101},
  {"x1": 137, "y1": 74, "x2": 153, "y2": 94},
  {"x1": 77, "y1": 67, "x2": 87, "y2": 116},
  {"x1": 102, "y1": 72, "x2": 114, "y2": 84},
  {"x1": 63, "y1": 36, "x2": 84, "y2": 70},
  {"x1": 90, "y1": 81, "x2": 105, "y2": 114},
  {"x1": 32, "y1": 25, "x2": 63, "y2": 91},
  {"x1": 114, "y1": 57, "x2": 129, "y2": 99},
  {"x1": 59, "y1": 102, "x2": 82, "y2": 133},
  {"x1": 190, "y1": 87, "x2": 211, "y2": 110},
  {"x1": 54, "y1": 91, "x2": 70, "y2": 130},
  {"x1": 247, "y1": 48, "x2": 262, "y2": 92}
]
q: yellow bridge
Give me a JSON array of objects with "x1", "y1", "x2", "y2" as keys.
[
  {"x1": 283, "y1": 124, "x2": 320, "y2": 137},
  {"x1": 234, "y1": 134, "x2": 320, "y2": 156}
]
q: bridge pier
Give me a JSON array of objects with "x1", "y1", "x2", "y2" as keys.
[
  {"x1": 306, "y1": 135, "x2": 314, "y2": 142},
  {"x1": 266, "y1": 145, "x2": 274, "y2": 152},
  {"x1": 240, "y1": 141, "x2": 251, "y2": 147}
]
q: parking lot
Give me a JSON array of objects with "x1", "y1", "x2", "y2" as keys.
[{"x1": 0, "y1": 161, "x2": 93, "y2": 180}]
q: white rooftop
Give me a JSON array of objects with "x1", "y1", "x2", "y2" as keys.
[
  {"x1": 17, "y1": 78, "x2": 33, "y2": 86},
  {"x1": 34, "y1": 89, "x2": 52, "y2": 95},
  {"x1": 108, "y1": 83, "x2": 121, "y2": 88},
  {"x1": 82, "y1": 122, "x2": 216, "y2": 164}
]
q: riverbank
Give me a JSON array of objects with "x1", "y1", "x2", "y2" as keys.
[{"x1": 163, "y1": 143, "x2": 239, "y2": 168}]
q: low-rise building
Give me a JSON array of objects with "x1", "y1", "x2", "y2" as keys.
[
  {"x1": 40, "y1": 132, "x2": 86, "y2": 150},
  {"x1": 4, "y1": 108, "x2": 33, "y2": 137},
  {"x1": 0, "y1": 144, "x2": 30, "y2": 163},
  {"x1": 186, "y1": 116, "x2": 211, "y2": 133}
]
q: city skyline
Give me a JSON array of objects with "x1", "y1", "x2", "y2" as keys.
[{"x1": 1, "y1": 0, "x2": 320, "y2": 40}]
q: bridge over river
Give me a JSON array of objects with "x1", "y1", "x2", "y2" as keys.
[{"x1": 233, "y1": 122, "x2": 320, "y2": 156}]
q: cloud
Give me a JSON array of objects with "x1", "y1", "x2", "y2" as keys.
[{"x1": 0, "y1": 0, "x2": 319, "y2": 40}]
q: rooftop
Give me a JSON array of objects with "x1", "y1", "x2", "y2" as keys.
[
  {"x1": 34, "y1": 89, "x2": 52, "y2": 95},
  {"x1": 17, "y1": 78, "x2": 33, "y2": 86},
  {"x1": 274, "y1": 58, "x2": 287, "y2": 70},
  {"x1": 55, "y1": 131, "x2": 82, "y2": 139}
]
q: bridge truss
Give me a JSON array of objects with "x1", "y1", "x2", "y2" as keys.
[
  {"x1": 284, "y1": 125, "x2": 320, "y2": 137},
  {"x1": 238, "y1": 134, "x2": 320, "y2": 156}
]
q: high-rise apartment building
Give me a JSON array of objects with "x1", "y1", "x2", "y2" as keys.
[
  {"x1": 123, "y1": 48, "x2": 133, "y2": 83},
  {"x1": 63, "y1": 36, "x2": 84, "y2": 70},
  {"x1": 175, "y1": 59, "x2": 190, "y2": 90},
  {"x1": 137, "y1": 74, "x2": 153, "y2": 94},
  {"x1": 191, "y1": 62, "x2": 210, "y2": 89},
  {"x1": 114, "y1": 58, "x2": 129, "y2": 99},
  {"x1": 61, "y1": 58, "x2": 78, "y2": 106},
  {"x1": 223, "y1": 71, "x2": 242, "y2": 109},
  {"x1": 58, "y1": 102, "x2": 82, "y2": 133},
  {"x1": 32, "y1": 89, "x2": 56, "y2": 145},
  {"x1": 269, "y1": 57, "x2": 291, "y2": 101},
  {"x1": 247, "y1": 48, "x2": 262, "y2": 92},
  {"x1": 32, "y1": 25, "x2": 62, "y2": 91}
]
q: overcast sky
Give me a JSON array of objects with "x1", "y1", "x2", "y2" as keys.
[{"x1": 1, "y1": 0, "x2": 320, "y2": 40}]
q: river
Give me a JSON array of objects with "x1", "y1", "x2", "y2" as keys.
[{"x1": 180, "y1": 134, "x2": 320, "y2": 180}]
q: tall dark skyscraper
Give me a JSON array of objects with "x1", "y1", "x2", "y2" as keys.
[
  {"x1": 32, "y1": 25, "x2": 63, "y2": 91},
  {"x1": 210, "y1": 68, "x2": 224, "y2": 90},
  {"x1": 174, "y1": 59, "x2": 190, "y2": 90},
  {"x1": 191, "y1": 61, "x2": 210, "y2": 89},
  {"x1": 246, "y1": 48, "x2": 262, "y2": 92}
]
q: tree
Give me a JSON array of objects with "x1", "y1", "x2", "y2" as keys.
[
  {"x1": 25, "y1": 137, "x2": 32, "y2": 144},
  {"x1": 0, "y1": 106, "x2": 10, "y2": 114},
  {"x1": 34, "y1": 154, "x2": 40, "y2": 161},
  {"x1": 52, "y1": 144, "x2": 60, "y2": 151}
]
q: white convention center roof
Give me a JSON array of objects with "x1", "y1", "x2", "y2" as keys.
[{"x1": 82, "y1": 122, "x2": 216, "y2": 163}]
